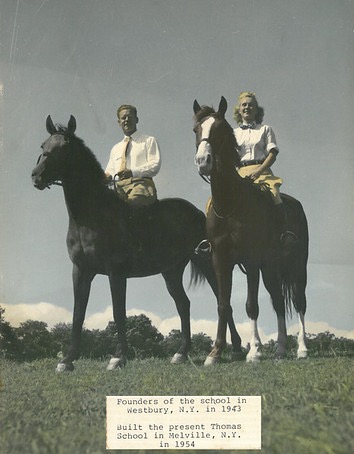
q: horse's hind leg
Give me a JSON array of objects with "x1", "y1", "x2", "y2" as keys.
[
  {"x1": 261, "y1": 266, "x2": 287, "y2": 359},
  {"x1": 245, "y1": 266, "x2": 262, "y2": 362},
  {"x1": 56, "y1": 265, "x2": 94, "y2": 372},
  {"x1": 107, "y1": 274, "x2": 128, "y2": 370},
  {"x1": 297, "y1": 311, "x2": 307, "y2": 359},
  {"x1": 294, "y1": 271, "x2": 308, "y2": 359},
  {"x1": 162, "y1": 264, "x2": 191, "y2": 364}
]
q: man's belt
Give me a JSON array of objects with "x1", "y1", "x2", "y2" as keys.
[
  {"x1": 115, "y1": 175, "x2": 153, "y2": 183},
  {"x1": 238, "y1": 159, "x2": 264, "y2": 167}
]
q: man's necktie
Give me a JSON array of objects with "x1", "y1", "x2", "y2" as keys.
[
  {"x1": 240, "y1": 123, "x2": 256, "y2": 130},
  {"x1": 119, "y1": 136, "x2": 131, "y2": 173}
]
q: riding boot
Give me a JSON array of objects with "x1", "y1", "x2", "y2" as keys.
[
  {"x1": 274, "y1": 203, "x2": 298, "y2": 256},
  {"x1": 130, "y1": 204, "x2": 153, "y2": 255}
]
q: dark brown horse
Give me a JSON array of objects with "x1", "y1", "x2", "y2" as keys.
[
  {"x1": 31, "y1": 115, "x2": 242, "y2": 372},
  {"x1": 193, "y1": 97, "x2": 308, "y2": 365}
]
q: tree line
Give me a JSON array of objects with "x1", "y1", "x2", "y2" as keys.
[{"x1": 0, "y1": 306, "x2": 353, "y2": 361}]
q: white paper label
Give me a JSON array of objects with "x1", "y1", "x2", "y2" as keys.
[{"x1": 106, "y1": 396, "x2": 261, "y2": 450}]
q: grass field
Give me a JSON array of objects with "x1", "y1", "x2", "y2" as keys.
[{"x1": 1, "y1": 356, "x2": 353, "y2": 454}]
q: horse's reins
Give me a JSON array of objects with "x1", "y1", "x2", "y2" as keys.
[{"x1": 211, "y1": 200, "x2": 237, "y2": 220}]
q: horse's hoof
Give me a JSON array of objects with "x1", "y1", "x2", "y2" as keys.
[
  {"x1": 106, "y1": 357, "x2": 126, "y2": 370},
  {"x1": 232, "y1": 351, "x2": 246, "y2": 361},
  {"x1": 170, "y1": 353, "x2": 187, "y2": 364},
  {"x1": 274, "y1": 350, "x2": 286, "y2": 361},
  {"x1": 246, "y1": 352, "x2": 261, "y2": 363},
  {"x1": 204, "y1": 356, "x2": 219, "y2": 367},
  {"x1": 56, "y1": 362, "x2": 74, "y2": 373},
  {"x1": 297, "y1": 349, "x2": 308, "y2": 359}
]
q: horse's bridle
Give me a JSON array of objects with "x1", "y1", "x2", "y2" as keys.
[
  {"x1": 35, "y1": 152, "x2": 63, "y2": 188},
  {"x1": 195, "y1": 137, "x2": 212, "y2": 184}
]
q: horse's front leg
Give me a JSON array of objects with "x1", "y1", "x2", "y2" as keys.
[
  {"x1": 294, "y1": 276, "x2": 308, "y2": 359},
  {"x1": 191, "y1": 253, "x2": 243, "y2": 358},
  {"x1": 297, "y1": 311, "x2": 308, "y2": 359},
  {"x1": 56, "y1": 265, "x2": 94, "y2": 372},
  {"x1": 107, "y1": 273, "x2": 128, "y2": 370},
  {"x1": 205, "y1": 254, "x2": 233, "y2": 366},
  {"x1": 245, "y1": 266, "x2": 262, "y2": 362}
]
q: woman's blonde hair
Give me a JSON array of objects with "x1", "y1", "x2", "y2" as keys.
[{"x1": 233, "y1": 91, "x2": 264, "y2": 125}]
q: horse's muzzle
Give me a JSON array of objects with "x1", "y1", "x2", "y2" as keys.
[{"x1": 31, "y1": 169, "x2": 47, "y2": 190}]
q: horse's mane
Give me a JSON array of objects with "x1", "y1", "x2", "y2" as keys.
[
  {"x1": 55, "y1": 124, "x2": 75, "y2": 135},
  {"x1": 55, "y1": 124, "x2": 107, "y2": 186}
]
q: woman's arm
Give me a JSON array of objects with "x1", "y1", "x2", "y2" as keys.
[{"x1": 248, "y1": 149, "x2": 277, "y2": 180}]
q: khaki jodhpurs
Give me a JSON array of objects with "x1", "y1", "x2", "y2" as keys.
[
  {"x1": 237, "y1": 164, "x2": 283, "y2": 205},
  {"x1": 115, "y1": 177, "x2": 157, "y2": 207}
]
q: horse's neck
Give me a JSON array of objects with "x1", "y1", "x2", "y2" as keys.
[
  {"x1": 211, "y1": 154, "x2": 244, "y2": 214},
  {"x1": 63, "y1": 180, "x2": 98, "y2": 220},
  {"x1": 61, "y1": 157, "x2": 107, "y2": 220}
]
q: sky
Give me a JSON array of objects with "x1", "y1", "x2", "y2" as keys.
[{"x1": 0, "y1": 0, "x2": 353, "y2": 345}]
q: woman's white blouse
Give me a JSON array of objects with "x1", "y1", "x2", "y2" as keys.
[{"x1": 234, "y1": 124, "x2": 279, "y2": 162}]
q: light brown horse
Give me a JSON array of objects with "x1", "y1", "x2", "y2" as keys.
[{"x1": 193, "y1": 97, "x2": 309, "y2": 365}]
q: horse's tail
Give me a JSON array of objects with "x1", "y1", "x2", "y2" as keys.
[
  {"x1": 189, "y1": 253, "x2": 218, "y2": 295},
  {"x1": 280, "y1": 264, "x2": 296, "y2": 318},
  {"x1": 279, "y1": 199, "x2": 309, "y2": 318},
  {"x1": 189, "y1": 256, "x2": 207, "y2": 288}
]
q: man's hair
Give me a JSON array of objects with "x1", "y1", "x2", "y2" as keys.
[
  {"x1": 117, "y1": 104, "x2": 138, "y2": 119},
  {"x1": 233, "y1": 91, "x2": 264, "y2": 125}
]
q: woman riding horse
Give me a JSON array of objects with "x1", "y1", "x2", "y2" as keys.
[
  {"x1": 194, "y1": 97, "x2": 308, "y2": 365},
  {"x1": 233, "y1": 91, "x2": 297, "y2": 255}
]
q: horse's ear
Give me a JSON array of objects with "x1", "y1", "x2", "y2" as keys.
[
  {"x1": 218, "y1": 96, "x2": 227, "y2": 117},
  {"x1": 193, "y1": 100, "x2": 201, "y2": 114},
  {"x1": 67, "y1": 115, "x2": 77, "y2": 134},
  {"x1": 46, "y1": 115, "x2": 56, "y2": 135}
]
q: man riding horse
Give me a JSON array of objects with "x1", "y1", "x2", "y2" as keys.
[
  {"x1": 105, "y1": 104, "x2": 161, "y2": 207},
  {"x1": 105, "y1": 104, "x2": 161, "y2": 253}
]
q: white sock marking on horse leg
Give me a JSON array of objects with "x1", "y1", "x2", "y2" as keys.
[
  {"x1": 171, "y1": 353, "x2": 187, "y2": 364},
  {"x1": 247, "y1": 319, "x2": 262, "y2": 362},
  {"x1": 106, "y1": 357, "x2": 125, "y2": 370},
  {"x1": 297, "y1": 312, "x2": 308, "y2": 359}
]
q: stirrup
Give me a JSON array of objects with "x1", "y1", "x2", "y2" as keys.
[{"x1": 195, "y1": 239, "x2": 211, "y2": 256}]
